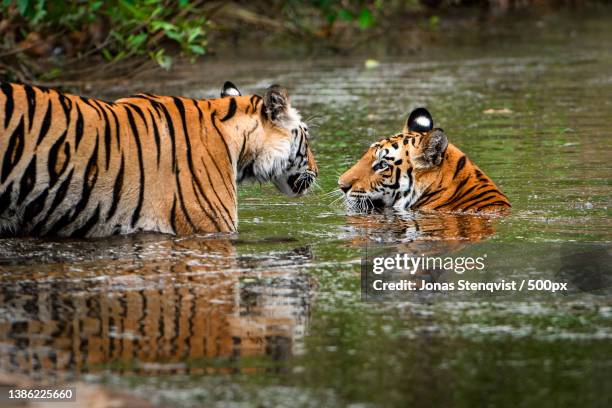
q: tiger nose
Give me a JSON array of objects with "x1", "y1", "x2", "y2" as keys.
[{"x1": 338, "y1": 180, "x2": 351, "y2": 193}]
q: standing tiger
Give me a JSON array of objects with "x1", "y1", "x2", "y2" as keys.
[
  {"x1": 0, "y1": 81, "x2": 317, "y2": 237},
  {"x1": 338, "y1": 108, "x2": 510, "y2": 214}
]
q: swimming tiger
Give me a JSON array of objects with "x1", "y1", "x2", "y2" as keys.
[
  {"x1": 0, "y1": 81, "x2": 317, "y2": 237},
  {"x1": 338, "y1": 107, "x2": 510, "y2": 214}
]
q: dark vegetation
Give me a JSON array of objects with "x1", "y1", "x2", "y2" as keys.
[{"x1": 0, "y1": 0, "x2": 603, "y2": 84}]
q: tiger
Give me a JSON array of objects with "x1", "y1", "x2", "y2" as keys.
[
  {"x1": 338, "y1": 107, "x2": 510, "y2": 214},
  {"x1": 0, "y1": 81, "x2": 318, "y2": 237}
]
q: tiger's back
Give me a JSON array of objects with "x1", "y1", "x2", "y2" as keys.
[
  {"x1": 0, "y1": 83, "x2": 229, "y2": 236},
  {"x1": 409, "y1": 142, "x2": 511, "y2": 213}
]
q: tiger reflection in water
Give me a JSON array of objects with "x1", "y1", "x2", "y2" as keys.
[
  {"x1": 345, "y1": 211, "x2": 499, "y2": 288},
  {"x1": 0, "y1": 236, "x2": 313, "y2": 380}
]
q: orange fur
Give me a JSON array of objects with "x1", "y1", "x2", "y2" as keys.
[
  {"x1": 339, "y1": 109, "x2": 509, "y2": 214},
  {"x1": 0, "y1": 82, "x2": 317, "y2": 237}
]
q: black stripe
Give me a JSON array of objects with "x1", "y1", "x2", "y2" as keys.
[
  {"x1": 154, "y1": 101, "x2": 177, "y2": 172},
  {"x1": 476, "y1": 200, "x2": 511, "y2": 211},
  {"x1": 194, "y1": 100, "x2": 206, "y2": 144},
  {"x1": 24, "y1": 85, "x2": 37, "y2": 131},
  {"x1": 106, "y1": 155, "x2": 124, "y2": 221},
  {"x1": 250, "y1": 95, "x2": 261, "y2": 112},
  {"x1": 453, "y1": 156, "x2": 466, "y2": 179},
  {"x1": 1, "y1": 117, "x2": 25, "y2": 183},
  {"x1": 81, "y1": 97, "x2": 102, "y2": 118},
  {"x1": 175, "y1": 171, "x2": 196, "y2": 232},
  {"x1": 45, "y1": 168, "x2": 74, "y2": 219},
  {"x1": 170, "y1": 195, "x2": 177, "y2": 234},
  {"x1": 1, "y1": 82, "x2": 14, "y2": 129},
  {"x1": 295, "y1": 131, "x2": 305, "y2": 157},
  {"x1": 18, "y1": 155, "x2": 37, "y2": 204},
  {"x1": 208, "y1": 106, "x2": 238, "y2": 202},
  {"x1": 0, "y1": 182, "x2": 13, "y2": 214},
  {"x1": 411, "y1": 187, "x2": 444, "y2": 209},
  {"x1": 190, "y1": 179, "x2": 227, "y2": 230},
  {"x1": 69, "y1": 139, "x2": 99, "y2": 224},
  {"x1": 72, "y1": 205, "x2": 101, "y2": 237},
  {"x1": 30, "y1": 168, "x2": 74, "y2": 236},
  {"x1": 238, "y1": 137, "x2": 247, "y2": 167},
  {"x1": 173, "y1": 98, "x2": 224, "y2": 230},
  {"x1": 462, "y1": 195, "x2": 499, "y2": 211},
  {"x1": 45, "y1": 210, "x2": 73, "y2": 236},
  {"x1": 23, "y1": 190, "x2": 48, "y2": 223},
  {"x1": 190, "y1": 107, "x2": 234, "y2": 229},
  {"x1": 74, "y1": 103, "x2": 84, "y2": 149},
  {"x1": 37, "y1": 167, "x2": 74, "y2": 236},
  {"x1": 98, "y1": 102, "x2": 112, "y2": 170},
  {"x1": 438, "y1": 183, "x2": 480, "y2": 210},
  {"x1": 208, "y1": 156, "x2": 235, "y2": 202},
  {"x1": 124, "y1": 106, "x2": 145, "y2": 228},
  {"x1": 35, "y1": 100, "x2": 53, "y2": 146},
  {"x1": 453, "y1": 189, "x2": 504, "y2": 210},
  {"x1": 434, "y1": 177, "x2": 473, "y2": 210},
  {"x1": 210, "y1": 111, "x2": 233, "y2": 166},
  {"x1": 198, "y1": 158, "x2": 234, "y2": 228},
  {"x1": 220, "y1": 98, "x2": 237, "y2": 122},
  {"x1": 107, "y1": 105, "x2": 122, "y2": 150},
  {"x1": 47, "y1": 130, "x2": 69, "y2": 186},
  {"x1": 383, "y1": 168, "x2": 402, "y2": 190},
  {"x1": 147, "y1": 109, "x2": 162, "y2": 166},
  {"x1": 126, "y1": 103, "x2": 149, "y2": 131},
  {"x1": 58, "y1": 94, "x2": 72, "y2": 126}
]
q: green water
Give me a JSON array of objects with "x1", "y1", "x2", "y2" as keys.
[{"x1": 1, "y1": 10, "x2": 611, "y2": 408}]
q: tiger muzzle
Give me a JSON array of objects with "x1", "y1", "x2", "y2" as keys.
[{"x1": 288, "y1": 170, "x2": 317, "y2": 195}]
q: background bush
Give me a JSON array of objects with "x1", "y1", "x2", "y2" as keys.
[{"x1": 0, "y1": 0, "x2": 601, "y2": 82}]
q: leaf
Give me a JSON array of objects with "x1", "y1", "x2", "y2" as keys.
[
  {"x1": 337, "y1": 9, "x2": 353, "y2": 22},
  {"x1": 187, "y1": 27, "x2": 203, "y2": 43},
  {"x1": 91, "y1": 1, "x2": 103, "y2": 12},
  {"x1": 358, "y1": 9, "x2": 374, "y2": 30},
  {"x1": 165, "y1": 30, "x2": 182, "y2": 42},
  {"x1": 188, "y1": 44, "x2": 205, "y2": 55},
  {"x1": 152, "y1": 49, "x2": 172, "y2": 70},
  {"x1": 150, "y1": 21, "x2": 176, "y2": 32},
  {"x1": 428, "y1": 15, "x2": 440, "y2": 29},
  {"x1": 127, "y1": 32, "x2": 147, "y2": 49},
  {"x1": 17, "y1": 0, "x2": 30, "y2": 16},
  {"x1": 101, "y1": 48, "x2": 113, "y2": 61}
]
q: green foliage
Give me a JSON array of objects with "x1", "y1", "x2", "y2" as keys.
[
  {"x1": 295, "y1": 0, "x2": 380, "y2": 29},
  {"x1": 1, "y1": 0, "x2": 209, "y2": 70}
]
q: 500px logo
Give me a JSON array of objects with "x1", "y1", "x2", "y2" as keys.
[{"x1": 372, "y1": 254, "x2": 487, "y2": 275}]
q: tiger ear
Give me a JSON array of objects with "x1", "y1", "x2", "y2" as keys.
[
  {"x1": 263, "y1": 84, "x2": 290, "y2": 123},
  {"x1": 412, "y1": 129, "x2": 448, "y2": 169},
  {"x1": 221, "y1": 81, "x2": 241, "y2": 97},
  {"x1": 406, "y1": 107, "x2": 433, "y2": 133}
]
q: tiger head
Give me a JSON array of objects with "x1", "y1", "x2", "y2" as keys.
[
  {"x1": 338, "y1": 108, "x2": 449, "y2": 212},
  {"x1": 220, "y1": 81, "x2": 318, "y2": 197}
]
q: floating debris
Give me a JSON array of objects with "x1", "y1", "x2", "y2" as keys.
[
  {"x1": 483, "y1": 108, "x2": 513, "y2": 114},
  {"x1": 364, "y1": 59, "x2": 380, "y2": 69}
]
